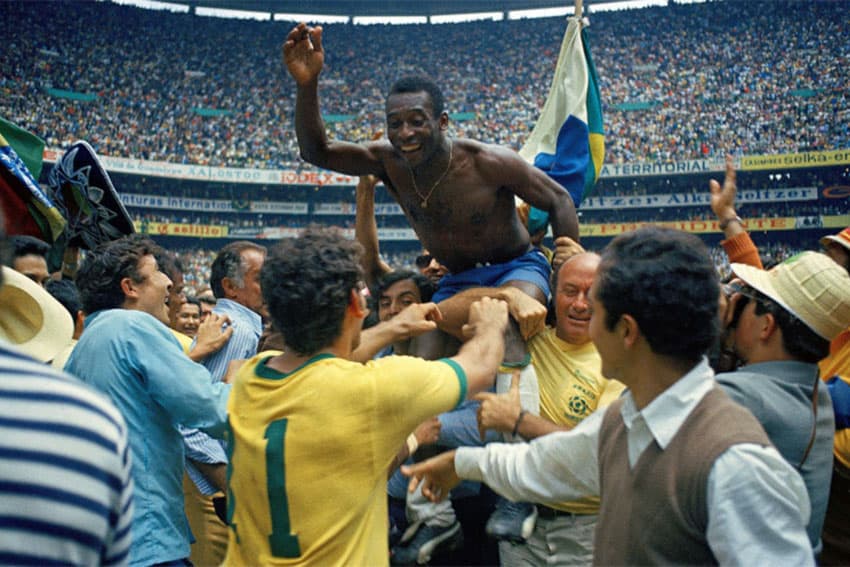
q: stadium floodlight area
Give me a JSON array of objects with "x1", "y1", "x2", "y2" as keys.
[
  {"x1": 353, "y1": 15, "x2": 428, "y2": 25},
  {"x1": 195, "y1": 6, "x2": 270, "y2": 20},
  {"x1": 508, "y1": 6, "x2": 572, "y2": 20},
  {"x1": 274, "y1": 13, "x2": 350, "y2": 24},
  {"x1": 107, "y1": 0, "x2": 189, "y2": 13},
  {"x1": 431, "y1": 11, "x2": 504, "y2": 24}
]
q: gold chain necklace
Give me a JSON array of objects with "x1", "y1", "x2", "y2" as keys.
[{"x1": 408, "y1": 140, "x2": 452, "y2": 209}]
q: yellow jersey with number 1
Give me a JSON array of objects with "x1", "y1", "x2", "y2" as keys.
[{"x1": 224, "y1": 352, "x2": 466, "y2": 566}]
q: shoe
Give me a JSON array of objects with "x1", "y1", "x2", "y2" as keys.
[
  {"x1": 485, "y1": 500, "x2": 538, "y2": 543},
  {"x1": 390, "y1": 521, "x2": 463, "y2": 565}
]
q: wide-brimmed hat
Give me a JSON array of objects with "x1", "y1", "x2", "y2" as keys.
[
  {"x1": 731, "y1": 251, "x2": 850, "y2": 341},
  {"x1": 0, "y1": 266, "x2": 73, "y2": 362},
  {"x1": 820, "y1": 227, "x2": 850, "y2": 253}
]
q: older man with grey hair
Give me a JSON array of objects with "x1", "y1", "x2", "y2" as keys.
[{"x1": 181, "y1": 240, "x2": 267, "y2": 566}]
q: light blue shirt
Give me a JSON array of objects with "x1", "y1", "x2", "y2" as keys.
[
  {"x1": 183, "y1": 298, "x2": 262, "y2": 494},
  {"x1": 455, "y1": 358, "x2": 815, "y2": 565},
  {"x1": 65, "y1": 309, "x2": 230, "y2": 566}
]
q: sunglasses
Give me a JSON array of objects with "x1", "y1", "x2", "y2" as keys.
[{"x1": 415, "y1": 254, "x2": 434, "y2": 269}]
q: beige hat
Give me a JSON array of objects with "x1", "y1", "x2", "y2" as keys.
[
  {"x1": 0, "y1": 266, "x2": 73, "y2": 363},
  {"x1": 820, "y1": 227, "x2": 850, "y2": 253},
  {"x1": 731, "y1": 251, "x2": 850, "y2": 341}
]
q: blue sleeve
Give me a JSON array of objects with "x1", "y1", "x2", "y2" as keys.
[
  {"x1": 130, "y1": 316, "x2": 231, "y2": 438},
  {"x1": 180, "y1": 426, "x2": 228, "y2": 462},
  {"x1": 826, "y1": 375, "x2": 850, "y2": 429},
  {"x1": 437, "y1": 398, "x2": 501, "y2": 448}
]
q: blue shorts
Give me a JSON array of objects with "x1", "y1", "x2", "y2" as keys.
[{"x1": 431, "y1": 248, "x2": 551, "y2": 303}]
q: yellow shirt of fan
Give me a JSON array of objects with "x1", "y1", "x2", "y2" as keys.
[
  {"x1": 529, "y1": 327, "x2": 624, "y2": 514},
  {"x1": 821, "y1": 328, "x2": 850, "y2": 467},
  {"x1": 224, "y1": 352, "x2": 466, "y2": 566}
]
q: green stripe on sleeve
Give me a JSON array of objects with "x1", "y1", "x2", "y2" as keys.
[{"x1": 438, "y1": 358, "x2": 468, "y2": 409}]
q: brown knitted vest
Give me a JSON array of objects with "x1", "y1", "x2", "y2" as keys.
[{"x1": 593, "y1": 387, "x2": 771, "y2": 566}]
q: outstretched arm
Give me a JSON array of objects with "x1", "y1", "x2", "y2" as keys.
[
  {"x1": 350, "y1": 302, "x2": 443, "y2": 362},
  {"x1": 283, "y1": 23, "x2": 385, "y2": 175},
  {"x1": 447, "y1": 297, "x2": 509, "y2": 396},
  {"x1": 355, "y1": 174, "x2": 393, "y2": 289},
  {"x1": 436, "y1": 285, "x2": 546, "y2": 341},
  {"x1": 403, "y1": 410, "x2": 602, "y2": 505}
]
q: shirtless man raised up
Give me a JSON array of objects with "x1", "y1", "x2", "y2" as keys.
[
  {"x1": 285, "y1": 21, "x2": 580, "y2": 548},
  {"x1": 284, "y1": 23, "x2": 577, "y2": 351}
]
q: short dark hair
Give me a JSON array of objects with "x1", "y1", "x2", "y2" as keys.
[
  {"x1": 376, "y1": 270, "x2": 435, "y2": 303},
  {"x1": 76, "y1": 234, "x2": 164, "y2": 314},
  {"x1": 261, "y1": 226, "x2": 363, "y2": 356},
  {"x1": 155, "y1": 251, "x2": 184, "y2": 282},
  {"x1": 46, "y1": 279, "x2": 83, "y2": 319},
  {"x1": 184, "y1": 295, "x2": 202, "y2": 311},
  {"x1": 10, "y1": 235, "x2": 50, "y2": 260},
  {"x1": 749, "y1": 289, "x2": 830, "y2": 363},
  {"x1": 596, "y1": 227, "x2": 720, "y2": 363},
  {"x1": 388, "y1": 76, "x2": 445, "y2": 116},
  {"x1": 210, "y1": 241, "x2": 267, "y2": 299}
]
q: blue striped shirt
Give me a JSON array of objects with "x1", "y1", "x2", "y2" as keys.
[
  {"x1": 0, "y1": 343, "x2": 134, "y2": 566},
  {"x1": 183, "y1": 298, "x2": 262, "y2": 494}
]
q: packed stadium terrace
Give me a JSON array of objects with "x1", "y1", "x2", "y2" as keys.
[{"x1": 2, "y1": 0, "x2": 849, "y2": 169}]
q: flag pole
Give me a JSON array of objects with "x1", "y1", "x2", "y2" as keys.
[{"x1": 575, "y1": 0, "x2": 583, "y2": 19}]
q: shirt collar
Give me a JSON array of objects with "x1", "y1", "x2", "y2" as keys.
[
  {"x1": 620, "y1": 357, "x2": 715, "y2": 450},
  {"x1": 215, "y1": 298, "x2": 262, "y2": 327},
  {"x1": 737, "y1": 360, "x2": 819, "y2": 387}
]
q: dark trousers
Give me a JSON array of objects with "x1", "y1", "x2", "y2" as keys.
[{"x1": 820, "y1": 460, "x2": 850, "y2": 565}]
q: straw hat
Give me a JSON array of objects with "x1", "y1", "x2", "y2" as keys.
[
  {"x1": 0, "y1": 266, "x2": 73, "y2": 362},
  {"x1": 820, "y1": 227, "x2": 850, "y2": 253},
  {"x1": 731, "y1": 251, "x2": 850, "y2": 341}
]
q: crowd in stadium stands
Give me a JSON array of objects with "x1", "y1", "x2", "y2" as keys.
[
  {"x1": 3, "y1": 0, "x2": 848, "y2": 170},
  {"x1": 130, "y1": 199, "x2": 836, "y2": 230}
]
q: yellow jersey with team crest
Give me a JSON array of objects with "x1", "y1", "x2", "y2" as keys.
[{"x1": 529, "y1": 327, "x2": 624, "y2": 514}]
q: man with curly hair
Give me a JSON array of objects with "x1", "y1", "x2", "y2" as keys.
[{"x1": 224, "y1": 226, "x2": 510, "y2": 566}]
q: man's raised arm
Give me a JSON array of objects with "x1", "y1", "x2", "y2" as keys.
[{"x1": 283, "y1": 23, "x2": 385, "y2": 176}]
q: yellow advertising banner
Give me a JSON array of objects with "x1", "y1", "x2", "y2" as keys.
[
  {"x1": 580, "y1": 217, "x2": 798, "y2": 237},
  {"x1": 741, "y1": 149, "x2": 850, "y2": 171},
  {"x1": 134, "y1": 221, "x2": 229, "y2": 238},
  {"x1": 823, "y1": 215, "x2": 850, "y2": 230}
]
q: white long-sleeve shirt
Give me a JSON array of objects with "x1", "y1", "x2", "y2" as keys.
[{"x1": 455, "y1": 358, "x2": 815, "y2": 565}]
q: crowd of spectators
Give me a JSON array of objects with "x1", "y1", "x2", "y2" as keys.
[
  {"x1": 131, "y1": 199, "x2": 832, "y2": 232},
  {"x1": 3, "y1": 0, "x2": 848, "y2": 169}
]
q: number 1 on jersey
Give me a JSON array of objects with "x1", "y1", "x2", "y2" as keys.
[{"x1": 265, "y1": 419, "x2": 301, "y2": 558}]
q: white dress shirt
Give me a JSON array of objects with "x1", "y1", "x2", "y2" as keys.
[{"x1": 455, "y1": 358, "x2": 814, "y2": 565}]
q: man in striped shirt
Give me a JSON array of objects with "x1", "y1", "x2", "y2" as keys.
[
  {"x1": 182, "y1": 241, "x2": 267, "y2": 565},
  {"x1": 0, "y1": 229, "x2": 134, "y2": 565}
]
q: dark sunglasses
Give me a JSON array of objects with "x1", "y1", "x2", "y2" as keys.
[{"x1": 415, "y1": 254, "x2": 434, "y2": 269}]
